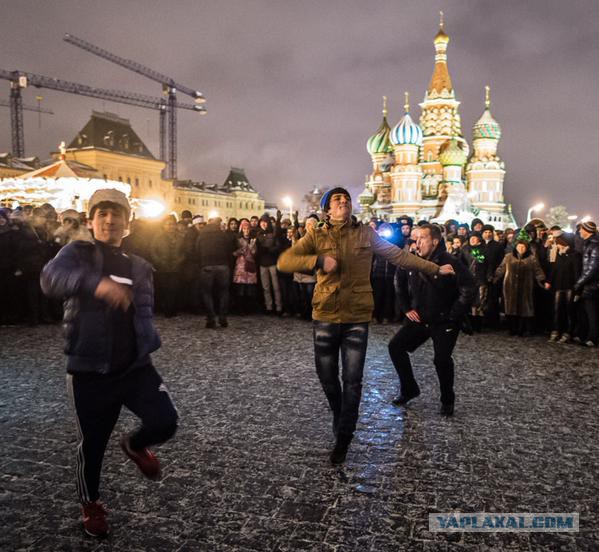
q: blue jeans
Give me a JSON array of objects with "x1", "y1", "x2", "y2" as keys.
[{"x1": 313, "y1": 321, "x2": 369, "y2": 438}]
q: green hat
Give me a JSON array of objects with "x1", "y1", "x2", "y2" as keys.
[{"x1": 515, "y1": 227, "x2": 531, "y2": 244}]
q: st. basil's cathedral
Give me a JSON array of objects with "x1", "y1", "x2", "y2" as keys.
[{"x1": 358, "y1": 13, "x2": 517, "y2": 229}]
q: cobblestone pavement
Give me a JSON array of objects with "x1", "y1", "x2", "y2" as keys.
[{"x1": 1, "y1": 315, "x2": 598, "y2": 551}]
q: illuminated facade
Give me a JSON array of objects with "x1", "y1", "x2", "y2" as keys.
[{"x1": 359, "y1": 14, "x2": 517, "y2": 229}]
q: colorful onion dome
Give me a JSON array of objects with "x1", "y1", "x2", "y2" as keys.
[
  {"x1": 473, "y1": 86, "x2": 501, "y2": 140},
  {"x1": 439, "y1": 138, "x2": 467, "y2": 166},
  {"x1": 391, "y1": 92, "x2": 423, "y2": 146},
  {"x1": 358, "y1": 184, "x2": 375, "y2": 206},
  {"x1": 366, "y1": 96, "x2": 393, "y2": 155}
]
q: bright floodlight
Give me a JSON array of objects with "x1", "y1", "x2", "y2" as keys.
[
  {"x1": 282, "y1": 196, "x2": 293, "y2": 208},
  {"x1": 532, "y1": 202, "x2": 544, "y2": 212},
  {"x1": 581, "y1": 215, "x2": 592, "y2": 223},
  {"x1": 138, "y1": 199, "x2": 165, "y2": 219},
  {"x1": 208, "y1": 210, "x2": 219, "y2": 219},
  {"x1": 567, "y1": 215, "x2": 578, "y2": 220}
]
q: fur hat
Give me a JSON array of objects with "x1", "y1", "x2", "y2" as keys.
[{"x1": 88, "y1": 189, "x2": 130, "y2": 219}]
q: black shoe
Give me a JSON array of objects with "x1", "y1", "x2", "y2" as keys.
[
  {"x1": 391, "y1": 390, "x2": 420, "y2": 407},
  {"x1": 440, "y1": 403, "x2": 454, "y2": 417},
  {"x1": 330, "y1": 435, "x2": 352, "y2": 465},
  {"x1": 219, "y1": 318, "x2": 228, "y2": 328},
  {"x1": 206, "y1": 320, "x2": 216, "y2": 329}
]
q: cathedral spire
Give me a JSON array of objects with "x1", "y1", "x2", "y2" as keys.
[
  {"x1": 428, "y1": 11, "x2": 453, "y2": 97},
  {"x1": 485, "y1": 85, "x2": 491, "y2": 109},
  {"x1": 404, "y1": 91, "x2": 410, "y2": 113}
]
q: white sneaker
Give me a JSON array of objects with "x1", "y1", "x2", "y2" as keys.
[
  {"x1": 548, "y1": 331, "x2": 559, "y2": 342},
  {"x1": 585, "y1": 340, "x2": 596, "y2": 347},
  {"x1": 558, "y1": 334, "x2": 570, "y2": 344}
]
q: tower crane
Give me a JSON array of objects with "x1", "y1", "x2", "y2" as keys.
[
  {"x1": 0, "y1": 99, "x2": 54, "y2": 115},
  {"x1": 0, "y1": 69, "x2": 205, "y2": 164},
  {"x1": 64, "y1": 33, "x2": 207, "y2": 180}
]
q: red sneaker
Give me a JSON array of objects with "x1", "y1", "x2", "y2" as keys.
[
  {"x1": 120, "y1": 435, "x2": 161, "y2": 480},
  {"x1": 82, "y1": 501, "x2": 109, "y2": 537}
]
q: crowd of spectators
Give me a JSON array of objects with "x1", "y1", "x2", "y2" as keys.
[{"x1": 0, "y1": 204, "x2": 597, "y2": 347}]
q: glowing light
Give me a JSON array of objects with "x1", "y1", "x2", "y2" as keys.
[
  {"x1": 133, "y1": 199, "x2": 165, "y2": 219},
  {"x1": 526, "y1": 202, "x2": 545, "y2": 222},
  {"x1": 282, "y1": 196, "x2": 292, "y2": 208},
  {"x1": 379, "y1": 228, "x2": 393, "y2": 238},
  {"x1": 0, "y1": 176, "x2": 130, "y2": 212},
  {"x1": 208, "y1": 210, "x2": 219, "y2": 219},
  {"x1": 581, "y1": 215, "x2": 592, "y2": 223},
  {"x1": 567, "y1": 215, "x2": 578, "y2": 220}
]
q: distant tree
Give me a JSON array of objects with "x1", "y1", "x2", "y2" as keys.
[{"x1": 545, "y1": 205, "x2": 570, "y2": 228}]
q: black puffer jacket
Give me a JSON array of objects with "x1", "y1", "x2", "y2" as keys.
[
  {"x1": 575, "y1": 233, "x2": 599, "y2": 298},
  {"x1": 40, "y1": 241, "x2": 160, "y2": 374},
  {"x1": 397, "y1": 246, "x2": 476, "y2": 325}
]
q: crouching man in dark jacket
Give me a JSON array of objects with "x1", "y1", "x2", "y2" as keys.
[
  {"x1": 41, "y1": 189, "x2": 178, "y2": 538},
  {"x1": 389, "y1": 224, "x2": 475, "y2": 416}
]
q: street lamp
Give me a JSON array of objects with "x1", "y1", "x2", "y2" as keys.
[
  {"x1": 526, "y1": 202, "x2": 544, "y2": 223},
  {"x1": 282, "y1": 196, "x2": 293, "y2": 220}
]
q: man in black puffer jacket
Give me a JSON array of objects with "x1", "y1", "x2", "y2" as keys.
[
  {"x1": 41, "y1": 189, "x2": 178, "y2": 538},
  {"x1": 574, "y1": 221, "x2": 599, "y2": 346},
  {"x1": 389, "y1": 224, "x2": 475, "y2": 416}
]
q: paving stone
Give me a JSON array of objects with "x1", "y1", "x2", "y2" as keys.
[{"x1": 1, "y1": 315, "x2": 598, "y2": 551}]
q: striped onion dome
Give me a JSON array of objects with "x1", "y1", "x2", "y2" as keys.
[
  {"x1": 391, "y1": 112, "x2": 423, "y2": 146},
  {"x1": 473, "y1": 108, "x2": 502, "y2": 140},
  {"x1": 366, "y1": 115, "x2": 392, "y2": 155},
  {"x1": 358, "y1": 184, "x2": 375, "y2": 207},
  {"x1": 439, "y1": 138, "x2": 467, "y2": 166}
]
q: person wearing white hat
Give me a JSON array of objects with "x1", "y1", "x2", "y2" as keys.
[{"x1": 41, "y1": 189, "x2": 178, "y2": 537}]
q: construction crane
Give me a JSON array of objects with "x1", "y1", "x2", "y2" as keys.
[
  {"x1": 0, "y1": 98, "x2": 54, "y2": 114},
  {"x1": 64, "y1": 33, "x2": 207, "y2": 180},
  {"x1": 0, "y1": 69, "x2": 205, "y2": 163}
]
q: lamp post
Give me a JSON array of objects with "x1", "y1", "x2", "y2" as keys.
[
  {"x1": 282, "y1": 196, "x2": 293, "y2": 220},
  {"x1": 526, "y1": 202, "x2": 544, "y2": 223}
]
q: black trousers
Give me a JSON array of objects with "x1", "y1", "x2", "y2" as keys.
[
  {"x1": 199, "y1": 265, "x2": 230, "y2": 322},
  {"x1": 583, "y1": 296, "x2": 598, "y2": 344},
  {"x1": 67, "y1": 364, "x2": 178, "y2": 504},
  {"x1": 388, "y1": 320, "x2": 460, "y2": 405},
  {"x1": 551, "y1": 290, "x2": 576, "y2": 335}
]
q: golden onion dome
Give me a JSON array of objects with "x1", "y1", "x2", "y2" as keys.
[{"x1": 439, "y1": 138, "x2": 467, "y2": 166}]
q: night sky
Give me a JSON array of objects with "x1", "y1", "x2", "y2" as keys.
[{"x1": 1, "y1": 0, "x2": 598, "y2": 223}]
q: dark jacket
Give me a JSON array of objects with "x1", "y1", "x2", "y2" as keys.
[
  {"x1": 195, "y1": 223, "x2": 236, "y2": 268},
  {"x1": 575, "y1": 233, "x2": 599, "y2": 298},
  {"x1": 397, "y1": 247, "x2": 475, "y2": 325},
  {"x1": 40, "y1": 240, "x2": 160, "y2": 374},
  {"x1": 548, "y1": 250, "x2": 581, "y2": 291},
  {"x1": 150, "y1": 231, "x2": 185, "y2": 273},
  {"x1": 462, "y1": 245, "x2": 488, "y2": 286},
  {"x1": 256, "y1": 229, "x2": 281, "y2": 267},
  {"x1": 483, "y1": 240, "x2": 505, "y2": 280}
]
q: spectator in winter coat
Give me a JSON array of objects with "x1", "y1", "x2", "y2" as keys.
[
  {"x1": 573, "y1": 221, "x2": 599, "y2": 346},
  {"x1": 546, "y1": 235, "x2": 581, "y2": 343},
  {"x1": 494, "y1": 233, "x2": 549, "y2": 336},
  {"x1": 462, "y1": 232, "x2": 488, "y2": 332},
  {"x1": 233, "y1": 219, "x2": 258, "y2": 314},
  {"x1": 151, "y1": 216, "x2": 185, "y2": 317},
  {"x1": 256, "y1": 214, "x2": 283, "y2": 314},
  {"x1": 195, "y1": 217, "x2": 237, "y2": 328}
]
